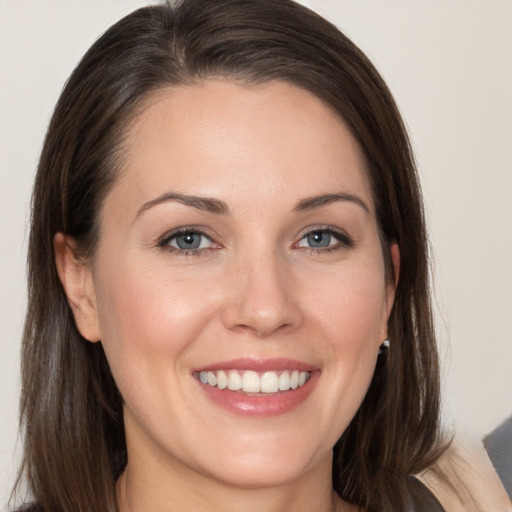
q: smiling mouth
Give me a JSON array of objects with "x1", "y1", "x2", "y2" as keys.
[{"x1": 194, "y1": 369, "x2": 311, "y2": 394}]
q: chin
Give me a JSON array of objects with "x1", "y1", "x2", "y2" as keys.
[{"x1": 191, "y1": 430, "x2": 331, "y2": 489}]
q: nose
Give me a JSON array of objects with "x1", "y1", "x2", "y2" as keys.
[{"x1": 221, "y1": 252, "x2": 303, "y2": 338}]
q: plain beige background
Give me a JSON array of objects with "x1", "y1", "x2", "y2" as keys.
[{"x1": 1, "y1": 0, "x2": 511, "y2": 508}]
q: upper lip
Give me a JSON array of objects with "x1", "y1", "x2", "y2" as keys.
[{"x1": 194, "y1": 358, "x2": 317, "y2": 373}]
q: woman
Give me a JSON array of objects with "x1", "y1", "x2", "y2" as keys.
[{"x1": 13, "y1": 0, "x2": 448, "y2": 510}]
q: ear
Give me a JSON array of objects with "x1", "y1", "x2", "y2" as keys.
[
  {"x1": 389, "y1": 242, "x2": 400, "y2": 290},
  {"x1": 381, "y1": 242, "x2": 400, "y2": 342},
  {"x1": 54, "y1": 232, "x2": 101, "y2": 342}
]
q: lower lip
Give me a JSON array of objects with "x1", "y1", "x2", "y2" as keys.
[{"x1": 196, "y1": 372, "x2": 319, "y2": 417}]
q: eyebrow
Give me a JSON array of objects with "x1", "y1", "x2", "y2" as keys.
[
  {"x1": 135, "y1": 190, "x2": 369, "y2": 220},
  {"x1": 293, "y1": 193, "x2": 370, "y2": 214},
  {"x1": 136, "y1": 192, "x2": 230, "y2": 218}
]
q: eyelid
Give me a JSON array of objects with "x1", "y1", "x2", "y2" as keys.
[
  {"x1": 293, "y1": 225, "x2": 354, "y2": 250},
  {"x1": 157, "y1": 226, "x2": 221, "y2": 253},
  {"x1": 155, "y1": 224, "x2": 353, "y2": 255}
]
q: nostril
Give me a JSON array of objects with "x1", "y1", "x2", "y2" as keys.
[{"x1": 221, "y1": 302, "x2": 302, "y2": 338}]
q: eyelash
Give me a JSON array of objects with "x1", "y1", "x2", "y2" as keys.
[
  {"x1": 157, "y1": 227, "x2": 217, "y2": 257},
  {"x1": 294, "y1": 226, "x2": 354, "y2": 254},
  {"x1": 157, "y1": 226, "x2": 354, "y2": 257}
]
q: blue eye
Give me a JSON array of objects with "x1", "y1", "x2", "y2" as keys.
[
  {"x1": 297, "y1": 228, "x2": 352, "y2": 251},
  {"x1": 171, "y1": 232, "x2": 207, "y2": 250},
  {"x1": 305, "y1": 231, "x2": 332, "y2": 248},
  {"x1": 159, "y1": 229, "x2": 214, "y2": 253}
]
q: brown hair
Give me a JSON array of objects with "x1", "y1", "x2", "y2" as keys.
[{"x1": 14, "y1": 1, "x2": 444, "y2": 510}]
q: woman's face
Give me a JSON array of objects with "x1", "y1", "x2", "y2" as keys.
[{"x1": 70, "y1": 81, "x2": 397, "y2": 489}]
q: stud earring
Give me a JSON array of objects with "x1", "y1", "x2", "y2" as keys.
[{"x1": 378, "y1": 339, "x2": 390, "y2": 355}]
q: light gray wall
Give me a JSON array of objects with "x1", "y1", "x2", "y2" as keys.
[{"x1": 1, "y1": 1, "x2": 511, "y2": 507}]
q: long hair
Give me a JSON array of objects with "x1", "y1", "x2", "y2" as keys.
[{"x1": 14, "y1": 1, "x2": 444, "y2": 510}]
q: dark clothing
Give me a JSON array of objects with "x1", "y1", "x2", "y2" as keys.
[
  {"x1": 407, "y1": 476, "x2": 445, "y2": 511},
  {"x1": 485, "y1": 414, "x2": 512, "y2": 499}
]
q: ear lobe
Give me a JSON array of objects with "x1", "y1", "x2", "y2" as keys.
[{"x1": 54, "y1": 233, "x2": 101, "y2": 342}]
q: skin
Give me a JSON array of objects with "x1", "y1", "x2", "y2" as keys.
[{"x1": 55, "y1": 80, "x2": 399, "y2": 512}]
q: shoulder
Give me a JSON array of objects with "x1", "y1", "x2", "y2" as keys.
[{"x1": 418, "y1": 435, "x2": 512, "y2": 511}]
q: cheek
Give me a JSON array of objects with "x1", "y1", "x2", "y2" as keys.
[
  {"x1": 92, "y1": 258, "x2": 217, "y2": 384},
  {"x1": 309, "y1": 261, "x2": 388, "y2": 344},
  {"x1": 91, "y1": 261, "x2": 220, "y2": 439},
  {"x1": 307, "y1": 262, "x2": 387, "y2": 417}
]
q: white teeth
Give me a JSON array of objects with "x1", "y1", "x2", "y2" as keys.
[
  {"x1": 290, "y1": 370, "x2": 299, "y2": 389},
  {"x1": 278, "y1": 371, "x2": 291, "y2": 391},
  {"x1": 207, "y1": 371, "x2": 217, "y2": 386},
  {"x1": 227, "y1": 370, "x2": 242, "y2": 390},
  {"x1": 242, "y1": 370, "x2": 261, "y2": 393},
  {"x1": 199, "y1": 369, "x2": 311, "y2": 393},
  {"x1": 260, "y1": 371, "x2": 279, "y2": 393},
  {"x1": 216, "y1": 370, "x2": 228, "y2": 389}
]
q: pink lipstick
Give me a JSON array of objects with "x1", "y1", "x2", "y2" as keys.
[{"x1": 193, "y1": 358, "x2": 319, "y2": 417}]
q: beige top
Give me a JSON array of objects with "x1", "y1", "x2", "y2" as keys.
[{"x1": 419, "y1": 435, "x2": 512, "y2": 512}]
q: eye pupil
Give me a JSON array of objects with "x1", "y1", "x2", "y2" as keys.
[
  {"x1": 307, "y1": 231, "x2": 330, "y2": 248},
  {"x1": 176, "y1": 233, "x2": 201, "y2": 249}
]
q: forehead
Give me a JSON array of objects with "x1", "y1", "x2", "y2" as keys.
[{"x1": 111, "y1": 80, "x2": 373, "y2": 216}]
